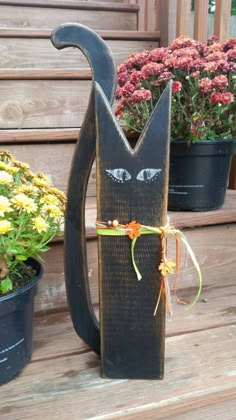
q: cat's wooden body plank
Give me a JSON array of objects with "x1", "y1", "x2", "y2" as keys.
[{"x1": 51, "y1": 23, "x2": 171, "y2": 379}]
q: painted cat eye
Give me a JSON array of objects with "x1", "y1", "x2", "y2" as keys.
[
  {"x1": 136, "y1": 168, "x2": 162, "y2": 183},
  {"x1": 106, "y1": 169, "x2": 132, "y2": 183}
]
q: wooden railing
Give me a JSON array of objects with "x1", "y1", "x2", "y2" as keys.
[{"x1": 129, "y1": 0, "x2": 233, "y2": 45}]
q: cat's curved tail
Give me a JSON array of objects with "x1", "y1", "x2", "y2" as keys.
[{"x1": 51, "y1": 23, "x2": 117, "y2": 354}]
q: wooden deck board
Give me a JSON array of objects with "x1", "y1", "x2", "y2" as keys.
[{"x1": 1, "y1": 324, "x2": 235, "y2": 419}]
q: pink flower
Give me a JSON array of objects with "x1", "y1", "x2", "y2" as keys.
[
  {"x1": 118, "y1": 71, "x2": 129, "y2": 87},
  {"x1": 172, "y1": 81, "x2": 182, "y2": 94},
  {"x1": 115, "y1": 99, "x2": 126, "y2": 118},
  {"x1": 141, "y1": 62, "x2": 164, "y2": 78},
  {"x1": 149, "y1": 47, "x2": 168, "y2": 62},
  {"x1": 115, "y1": 86, "x2": 123, "y2": 100},
  {"x1": 199, "y1": 78, "x2": 213, "y2": 93},
  {"x1": 190, "y1": 71, "x2": 200, "y2": 79},
  {"x1": 210, "y1": 92, "x2": 223, "y2": 104},
  {"x1": 221, "y1": 92, "x2": 234, "y2": 104},
  {"x1": 129, "y1": 70, "x2": 143, "y2": 85},
  {"x1": 158, "y1": 71, "x2": 175, "y2": 83},
  {"x1": 122, "y1": 82, "x2": 136, "y2": 98},
  {"x1": 212, "y1": 75, "x2": 228, "y2": 91},
  {"x1": 207, "y1": 35, "x2": 219, "y2": 45},
  {"x1": 170, "y1": 36, "x2": 197, "y2": 50},
  {"x1": 227, "y1": 48, "x2": 236, "y2": 60},
  {"x1": 131, "y1": 89, "x2": 152, "y2": 103}
]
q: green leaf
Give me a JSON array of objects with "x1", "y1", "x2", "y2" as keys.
[
  {"x1": 15, "y1": 255, "x2": 28, "y2": 261},
  {"x1": 0, "y1": 277, "x2": 13, "y2": 294}
]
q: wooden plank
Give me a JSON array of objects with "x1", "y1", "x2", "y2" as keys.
[
  {"x1": 2, "y1": 143, "x2": 76, "y2": 192},
  {"x1": 137, "y1": 0, "x2": 145, "y2": 30},
  {"x1": 214, "y1": 0, "x2": 232, "y2": 41},
  {"x1": 145, "y1": 0, "x2": 156, "y2": 31},
  {"x1": 0, "y1": 5, "x2": 137, "y2": 31},
  {"x1": 0, "y1": 69, "x2": 91, "y2": 80},
  {"x1": 0, "y1": 38, "x2": 159, "y2": 70},
  {"x1": 35, "y1": 223, "x2": 236, "y2": 315},
  {"x1": 159, "y1": 0, "x2": 177, "y2": 46},
  {"x1": 194, "y1": 0, "x2": 208, "y2": 41},
  {"x1": 0, "y1": 128, "x2": 79, "y2": 142},
  {"x1": 0, "y1": 80, "x2": 91, "y2": 129},
  {"x1": 0, "y1": 28, "x2": 160, "y2": 40},
  {"x1": 1, "y1": 325, "x2": 235, "y2": 419},
  {"x1": 0, "y1": 0, "x2": 139, "y2": 12},
  {"x1": 176, "y1": 0, "x2": 191, "y2": 37}
]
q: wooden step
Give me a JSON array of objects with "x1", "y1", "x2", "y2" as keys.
[
  {"x1": 0, "y1": 1, "x2": 138, "y2": 31},
  {"x1": 35, "y1": 190, "x2": 236, "y2": 314}
]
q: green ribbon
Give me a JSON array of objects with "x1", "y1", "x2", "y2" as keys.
[{"x1": 96, "y1": 224, "x2": 202, "y2": 310}]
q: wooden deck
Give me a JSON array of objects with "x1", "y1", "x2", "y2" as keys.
[{"x1": 1, "y1": 190, "x2": 236, "y2": 419}]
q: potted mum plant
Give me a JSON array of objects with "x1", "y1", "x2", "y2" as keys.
[
  {"x1": 115, "y1": 35, "x2": 236, "y2": 211},
  {"x1": 0, "y1": 150, "x2": 65, "y2": 385}
]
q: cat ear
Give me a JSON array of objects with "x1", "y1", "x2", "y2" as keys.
[
  {"x1": 95, "y1": 81, "x2": 134, "y2": 158},
  {"x1": 135, "y1": 82, "x2": 172, "y2": 160}
]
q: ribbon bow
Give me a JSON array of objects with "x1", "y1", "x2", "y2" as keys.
[{"x1": 96, "y1": 220, "x2": 202, "y2": 316}]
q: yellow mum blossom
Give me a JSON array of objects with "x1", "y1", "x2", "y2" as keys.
[
  {"x1": 5, "y1": 165, "x2": 19, "y2": 175},
  {"x1": 40, "y1": 194, "x2": 59, "y2": 206},
  {"x1": 0, "y1": 196, "x2": 12, "y2": 216},
  {"x1": 15, "y1": 185, "x2": 39, "y2": 195},
  {"x1": 13, "y1": 160, "x2": 30, "y2": 171},
  {"x1": 0, "y1": 170, "x2": 13, "y2": 185},
  {"x1": 44, "y1": 204, "x2": 63, "y2": 219},
  {"x1": 0, "y1": 162, "x2": 8, "y2": 171},
  {"x1": 11, "y1": 193, "x2": 37, "y2": 213},
  {"x1": 33, "y1": 177, "x2": 51, "y2": 188},
  {"x1": 0, "y1": 220, "x2": 12, "y2": 235},
  {"x1": 33, "y1": 216, "x2": 48, "y2": 233},
  {"x1": 48, "y1": 187, "x2": 66, "y2": 203}
]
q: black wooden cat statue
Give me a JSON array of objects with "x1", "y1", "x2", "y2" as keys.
[{"x1": 51, "y1": 23, "x2": 171, "y2": 379}]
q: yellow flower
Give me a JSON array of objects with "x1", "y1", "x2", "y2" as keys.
[
  {"x1": 15, "y1": 185, "x2": 39, "y2": 195},
  {"x1": 33, "y1": 176, "x2": 51, "y2": 188},
  {"x1": 5, "y1": 165, "x2": 19, "y2": 175},
  {"x1": 48, "y1": 187, "x2": 66, "y2": 203},
  {"x1": 33, "y1": 216, "x2": 48, "y2": 233},
  {"x1": 0, "y1": 220, "x2": 12, "y2": 235},
  {"x1": 0, "y1": 196, "x2": 12, "y2": 216},
  {"x1": 11, "y1": 193, "x2": 37, "y2": 213},
  {"x1": 0, "y1": 170, "x2": 13, "y2": 185},
  {"x1": 13, "y1": 160, "x2": 30, "y2": 171},
  {"x1": 40, "y1": 194, "x2": 59, "y2": 206},
  {"x1": 43, "y1": 204, "x2": 63, "y2": 219},
  {"x1": 159, "y1": 258, "x2": 176, "y2": 276}
]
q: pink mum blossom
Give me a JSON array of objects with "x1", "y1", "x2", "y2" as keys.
[
  {"x1": 141, "y1": 62, "x2": 164, "y2": 78},
  {"x1": 149, "y1": 47, "x2": 168, "y2": 62},
  {"x1": 221, "y1": 92, "x2": 234, "y2": 104},
  {"x1": 172, "y1": 81, "x2": 182, "y2": 94},
  {"x1": 122, "y1": 82, "x2": 136, "y2": 98},
  {"x1": 212, "y1": 75, "x2": 228, "y2": 91},
  {"x1": 131, "y1": 89, "x2": 152, "y2": 103},
  {"x1": 129, "y1": 70, "x2": 143, "y2": 85},
  {"x1": 199, "y1": 78, "x2": 213, "y2": 93},
  {"x1": 115, "y1": 86, "x2": 123, "y2": 100}
]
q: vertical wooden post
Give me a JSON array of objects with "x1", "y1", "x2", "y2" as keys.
[
  {"x1": 214, "y1": 0, "x2": 232, "y2": 41},
  {"x1": 229, "y1": 157, "x2": 236, "y2": 190},
  {"x1": 137, "y1": 0, "x2": 146, "y2": 31},
  {"x1": 176, "y1": 0, "x2": 191, "y2": 37},
  {"x1": 194, "y1": 0, "x2": 208, "y2": 41},
  {"x1": 159, "y1": 0, "x2": 177, "y2": 46}
]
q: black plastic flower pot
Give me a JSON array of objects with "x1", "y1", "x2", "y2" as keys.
[
  {"x1": 0, "y1": 258, "x2": 43, "y2": 385},
  {"x1": 168, "y1": 140, "x2": 236, "y2": 211}
]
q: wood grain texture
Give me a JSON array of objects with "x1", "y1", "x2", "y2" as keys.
[
  {"x1": 0, "y1": 127, "x2": 79, "y2": 142},
  {"x1": 0, "y1": 80, "x2": 90, "y2": 128},
  {"x1": 214, "y1": 0, "x2": 231, "y2": 41},
  {"x1": 0, "y1": 38, "x2": 159, "y2": 69},
  {"x1": 0, "y1": 28, "x2": 160, "y2": 40},
  {"x1": 34, "y1": 223, "x2": 236, "y2": 324},
  {"x1": 0, "y1": 0, "x2": 138, "y2": 12},
  {"x1": 1, "y1": 143, "x2": 76, "y2": 193},
  {"x1": 1, "y1": 324, "x2": 235, "y2": 419},
  {"x1": 176, "y1": 0, "x2": 191, "y2": 37},
  {"x1": 95, "y1": 83, "x2": 171, "y2": 378},
  {"x1": 0, "y1": 5, "x2": 137, "y2": 30},
  {"x1": 194, "y1": 0, "x2": 208, "y2": 41}
]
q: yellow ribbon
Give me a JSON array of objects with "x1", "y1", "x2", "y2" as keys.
[{"x1": 96, "y1": 220, "x2": 202, "y2": 315}]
